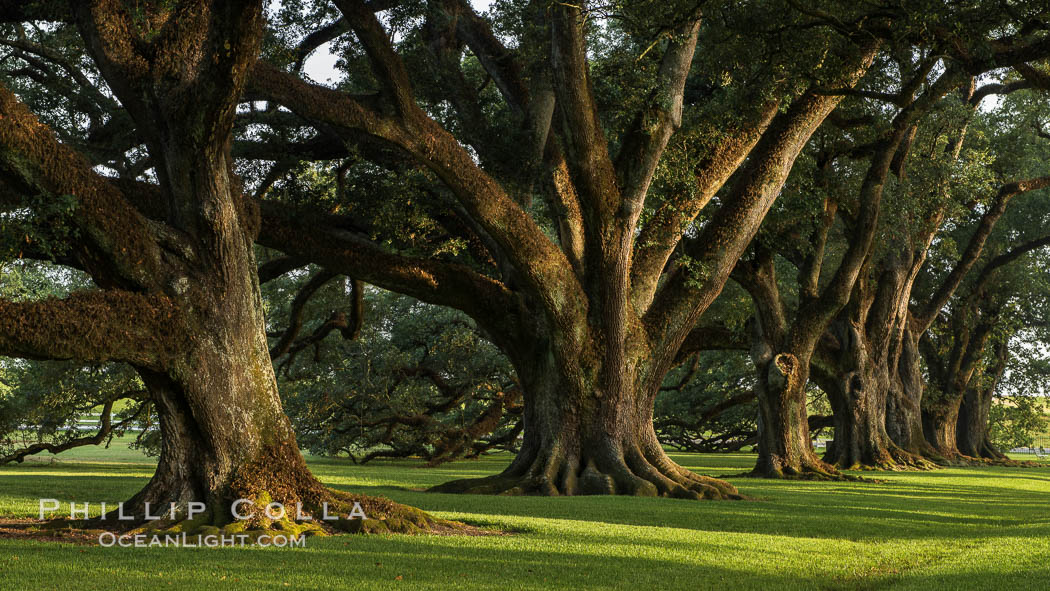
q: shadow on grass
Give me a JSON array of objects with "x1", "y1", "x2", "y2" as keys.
[{"x1": 4, "y1": 453, "x2": 1050, "y2": 545}]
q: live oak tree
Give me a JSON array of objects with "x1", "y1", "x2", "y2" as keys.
[
  {"x1": 919, "y1": 191, "x2": 1050, "y2": 461},
  {"x1": 267, "y1": 278, "x2": 524, "y2": 465},
  {"x1": 732, "y1": 55, "x2": 966, "y2": 478},
  {"x1": 909, "y1": 85, "x2": 1050, "y2": 462},
  {"x1": 0, "y1": 1, "x2": 446, "y2": 533},
  {"x1": 728, "y1": 23, "x2": 1050, "y2": 475},
  {"x1": 800, "y1": 61, "x2": 1050, "y2": 469},
  {"x1": 247, "y1": 1, "x2": 1050, "y2": 488},
  {"x1": 245, "y1": 0, "x2": 887, "y2": 498}
]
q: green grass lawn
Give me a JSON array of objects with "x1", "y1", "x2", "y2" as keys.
[{"x1": 1, "y1": 440, "x2": 1049, "y2": 590}]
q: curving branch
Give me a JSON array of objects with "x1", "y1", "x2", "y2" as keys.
[
  {"x1": 615, "y1": 9, "x2": 702, "y2": 225},
  {"x1": 257, "y1": 201, "x2": 521, "y2": 344},
  {"x1": 629, "y1": 100, "x2": 780, "y2": 311},
  {"x1": 972, "y1": 234, "x2": 1050, "y2": 296},
  {"x1": 269, "y1": 269, "x2": 340, "y2": 359},
  {"x1": 0, "y1": 393, "x2": 147, "y2": 465},
  {"x1": 643, "y1": 40, "x2": 880, "y2": 360},
  {"x1": 248, "y1": 57, "x2": 587, "y2": 340},
  {"x1": 915, "y1": 175, "x2": 1050, "y2": 332},
  {"x1": 0, "y1": 83, "x2": 165, "y2": 289},
  {"x1": 0, "y1": 290, "x2": 183, "y2": 369}
]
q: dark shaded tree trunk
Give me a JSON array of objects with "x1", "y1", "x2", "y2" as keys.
[
  {"x1": 750, "y1": 351, "x2": 838, "y2": 478},
  {"x1": 919, "y1": 303, "x2": 1000, "y2": 463},
  {"x1": 820, "y1": 355, "x2": 897, "y2": 468},
  {"x1": 886, "y1": 326, "x2": 943, "y2": 460},
  {"x1": 922, "y1": 333, "x2": 1008, "y2": 462},
  {"x1": 923, "y1": 395, "x2": 963, "y2": 459},
  {"x1": 735, "y1": 248, "x2": 843, "y2": 479},
  {"x1": 431, "y1": 327, "x2": 740, "y2": 499},
  {"x1": 0, "y1": 2, "x2": 449, "y2": 533},
  {"x1": 734, "y1": 67, "x2": 960, "y2": 478},
  {"x1": 957, "y1": 339, "x2": 1009, "y2": 460},
  {"x1": 957, "y1": 386, "x2": 1006, "y2": 460},
  {"x1": 817, "y1": 312, "x2": 934, "y2": 470},
  {"x1": 248, "y1": 1, "x2": 878, "y2": 498}
]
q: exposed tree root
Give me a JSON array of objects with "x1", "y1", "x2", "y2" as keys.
[
  {"x1": 429, "y1": 443, "x2": 744, "y2": 500},
  {"x1": 733, "y1": 447, "x2": 873, "y2": 482},
  {"x1": 33, "y1": 440, "x2": 477, "y2": 537},
  {"x1": 742, "y1": 455, "x2": 866, "y2": 482},
  {"x1": 931, "y1": 452, "x2": 1043, "y2": 469},
  {"x1": 827, "y1": 442, "x2": 939, "y2": 472}
]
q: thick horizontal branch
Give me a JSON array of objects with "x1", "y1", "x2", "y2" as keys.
[
  {"x1": 249, "y1": 60, "x2": 588, "y2": 341},
  {"x1": 258, "y1": 256, "x2": 308, "y2": 283},
  {"x1": 0, "y1": 290, "x2": 184, "y2": 369},
  {"x1": 258, "y1": 201, "x2": 522, "y2": 343},
  {"x1": 0, "y1": 83, "x2": 165, "y2": 289},
  {"x1": 675, "y1": 324, "x2": 750, "y2": 363}
]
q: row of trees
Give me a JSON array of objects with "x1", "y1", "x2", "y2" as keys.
[{"x1": 0, "y1": 0, "x2": 1048, "y2": 532}]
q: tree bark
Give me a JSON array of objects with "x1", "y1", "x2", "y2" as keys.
[
  {"x1": 957, "y1": 386, "x2": 1006, "y2": 460},
  {"x1": 885, "y1": 326, "x2": 943, "y2": 460},
  {"x1": 923, "y1": 395, "x2": 963, "y2": 460},
  {"x1": 0, "y1": 1, "x2": 448, "y2": 534},
  {"x1": 816, "y1": 317, "x2": 934, "y2": 470},
  {"x1": 750, "y1": 351, "x2": 839, "y2": 478},
  {"x1": 430, "y1": 329, "x2": 740, "y2": 499}
]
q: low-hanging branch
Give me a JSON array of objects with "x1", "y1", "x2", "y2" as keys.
[{"x1": 0, "y1": 391, "x2": 148, "y2": 465}]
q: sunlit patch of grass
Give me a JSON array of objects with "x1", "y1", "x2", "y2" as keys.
[{"x1": 1, "y1": 441, "x2": 1049, "y2": 589}]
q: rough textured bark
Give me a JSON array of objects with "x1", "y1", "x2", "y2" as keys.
[
  {"x1": 885, "y1": 325, "x2": 943, "y2": 460},
  {"x1": 735, "y1": 65, "x2": 959, "y2": 478},
  {"x1": 749, "y1": 351, "x2": 839, "y2": 479},
  {"x1": 815, "y1": 78, "x2": 973, "y2": 470},
  {"x1": 815, "y1": 271, "x2": 935, "y2": 471},
  {"x1": 734, "y1": 247, "x2": 841, "y2": 479},
  {"x1": 429, "y1": 325, "x2": 739, "y2": 499},
  {"x1": 956, "y1": 340, "x2": 1009, "y2": 460},
  {"x1": 0, "y1": 0, "x2": 444, "y2": 534},
  {"x1": 957, "y1": 388, "x2": 1007, "y2": 460},
  {"x1": 244, "y1": 3, "x2": 884, "y2": 497},
  {"x1": 920, "y1": 303, "x2": 1001, "y2": 463}
]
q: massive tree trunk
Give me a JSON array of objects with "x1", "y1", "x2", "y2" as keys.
[
  {"x1": 750, "y1": 351, "x2": 838, "y2": 478},
  {"x1": 248, "y1": 1, "x2": 877, "y2": 498},
  {"x1": 885, "y1": 326, "x2": 943, "y2": 460},
  {"x1": 923, "y1": 394, "x2": 963, "y2": 459},
  {"x1": 919, "y1": 305, "x2": 1000, "y2": 463},
  {"x1": 957, "y1": 386, "x2": 1006, "y2": 460},
  {"x1": 820, "y1": 354, "x2": 894, "y2": 468},
  {"x1": 94, "y1": 145, "x2": 439, "y2": 531},
  {"x1": 0, "y1": 1, "x2": 447, "y2": 534},
  {"x1": 430, "y1": 327, "x2": 740, "y2": 499},
  {"x1": 817, "y1": 312, "x2": 934, "y2": 470},
  {"x1": 957, "y1": 340, "x2": 1009, "y2": 459}
]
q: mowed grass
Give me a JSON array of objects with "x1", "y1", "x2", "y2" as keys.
[{"x1": 1, "y1": 439, "x2": 1049, "y2": 590}]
